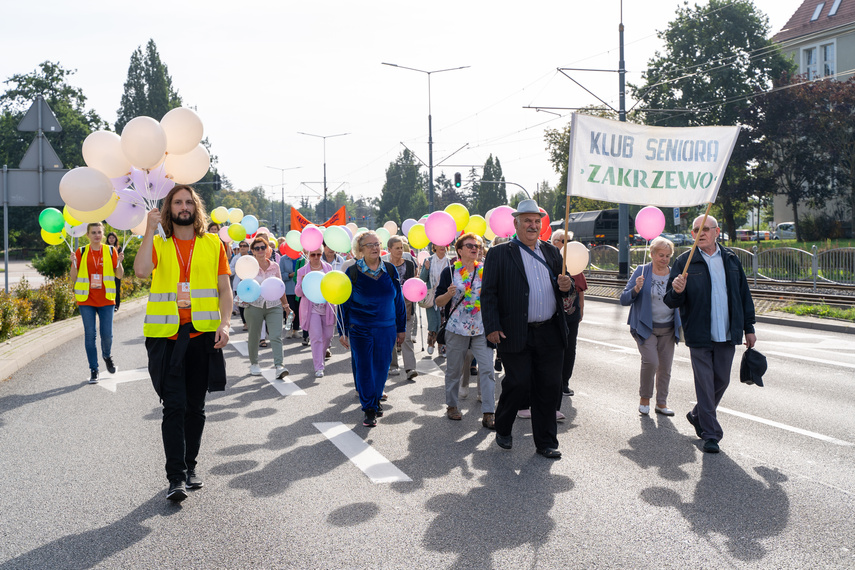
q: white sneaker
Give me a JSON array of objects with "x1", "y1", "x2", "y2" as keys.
[
  {"x1": 517, "y1": 409, "x2": 532, "y2": 419},
  {"x1": 427, "y1": 346, "x2": 434, "y2": 355},
  {"x1": 459, "y1": 385, "x2": 469, "y2": 400},
  {"x1": 406, "y1": 369, "x2": 418, "y2": 381},
  {"x1": 315, "y1": 370, "x2": 324, "y2": 378},
  {"x1": 556, "y1": 411, "x2": 566, "y2": 422},
  {"x1": 275, "y1": 366, "x2": 289, "y2": 379},
  {"x1": 250, "y1": 364, "x2": 262, "y2": 376},
  {"x1": 639, "y1": 405, "x2": 650, "y2": 415},
  {"x1": 389, "y1": 368, "x2": 400, "y2": 376},
  {"x1": 655, "y1": 406, "x2": 675, "y2": 416}
]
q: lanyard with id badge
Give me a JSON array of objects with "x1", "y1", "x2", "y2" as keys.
[
  {"x1": 175, "y1": 240, "x2": 195, "y2": 309},
  {"x1": 90, "y1": 248, "x2": 104, "y2": 289}
]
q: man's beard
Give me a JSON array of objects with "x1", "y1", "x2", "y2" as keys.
[{"x1": 172, "y1": 212, "x2": 195, "y2": 226}]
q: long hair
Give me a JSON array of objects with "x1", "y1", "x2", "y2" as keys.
[{"x1": 160, "y1": 184, "x2": 208, "y2": 239}]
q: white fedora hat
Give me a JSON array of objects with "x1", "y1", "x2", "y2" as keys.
[{"x1": 512, "y1": 199, "x2": 545, "y2": 218}]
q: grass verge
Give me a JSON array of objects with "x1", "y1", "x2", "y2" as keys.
[{"x1": 779, "y1": 304, "x2": 855, "y2": 322}]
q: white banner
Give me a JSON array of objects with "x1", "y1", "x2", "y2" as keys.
[{"x1": 566, "y1": 114, "x2": 741, "y2": 207}]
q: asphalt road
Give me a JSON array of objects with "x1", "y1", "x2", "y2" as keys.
[{"x1": 0, "y1": 301, "x2": 853, "y2": 569}]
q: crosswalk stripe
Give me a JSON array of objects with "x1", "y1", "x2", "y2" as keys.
[
  {"x1": 261, "y1": 369, "x2": 306, "y2": 396},
  {"x1": 314, "y1": 421, "x2": 412, "y2": 483}
]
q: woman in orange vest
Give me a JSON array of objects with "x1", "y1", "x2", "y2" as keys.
[{"x1": 70, "y1": 222, "x2": 124, "y2": 384}]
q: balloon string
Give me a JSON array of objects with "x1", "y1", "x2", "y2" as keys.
[{"x1": 643, "y1": 239, "x2": 649, "y2": 266}]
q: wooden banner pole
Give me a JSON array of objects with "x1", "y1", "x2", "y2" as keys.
[{"x1": 562, "y1": 193, "x2": 571, "y2": 274}]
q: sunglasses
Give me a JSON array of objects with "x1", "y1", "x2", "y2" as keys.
[
  {"x1": 252, "y1": 245, "x2": 267, "y2": 251},
  {"x1": 362, "y1": 243, "x2": 381, "y2": 249},
  {"x1": 461, "y1": 243, "x2": 481, "y2": 250},
  {"x1": 309, "y1": 253, "x2": 321, "y2": 257}
]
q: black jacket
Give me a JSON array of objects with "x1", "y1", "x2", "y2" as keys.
[
  {"x1": 481, "y1": 239, "x2": 570, "y2": 354},
  {"x1": 664, "y1": 244, "x2": 755, "y2": 348}
]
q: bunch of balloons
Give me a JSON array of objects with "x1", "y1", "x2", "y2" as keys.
[
  {"x1": 38, "y1": 206, "x2": 92, "y2": 249},
  {"x1": 209, "y1": 206, "x2": 266, "y2": 246},
  {"x1": 60, "y1": 108, "x2": 208, "y2": 232}
]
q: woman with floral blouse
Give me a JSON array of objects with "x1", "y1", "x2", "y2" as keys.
[{"x1": 435, "y1": 232, "x2": 496, "y2": 429}]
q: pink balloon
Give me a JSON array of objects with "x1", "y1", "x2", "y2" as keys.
[
  {"x1": 105, "y1": 199, "x2": 147, "y2": 231},
  {"x1": 635, "y1": 206, "x2": 666, "y2": 241},
  {"x1": 257, "y1": 226, "x2": 270, "y2": 236},
  {"x1": 260, "y1": 277, "x2": 287, "y2": 301},
  {"x1": 424, "y1": 211, "x2": 457, "y2": 246},
  {"x1": 417, "y1": 250, "x2": 429, "y2": 264},
  {"x1": 219, "y1": 226, "x2": 233, "y2": 243},
  {"x1": 300, "y1": 226, "x2": 324, "y2": 251},
  {"x1": 402, "y1": 278, "x2": 427, "y2": 303},
  {"x1": 489, "y1": 206, "x2": 516, "y2": 238}
]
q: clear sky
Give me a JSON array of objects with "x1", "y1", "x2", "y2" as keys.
[{"x1": 1, "y1": 0, "x2": 802, "y2": 210}]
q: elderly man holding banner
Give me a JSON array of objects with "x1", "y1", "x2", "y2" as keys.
[{"x1": 564, "y1": 113, "x2": 746, "y2": 453}]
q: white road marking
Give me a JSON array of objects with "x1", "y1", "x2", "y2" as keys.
[
  {"x1": 97, "y1": 368, "x2": 149, "y2": 393},
  {"x1": 717, "y1": 406, "x2": 854, "y2": 447},
  {"x1": 261, "y1": 369, "x2": 306, "y2": 396},
  {"x1": 314, "y1": 422, "x2": 412, "y2": 483},
  {"x1": 764, "y1": 350, "x2": 855, "y2": 370},
  {"x1": 230, "y1": 340, "x2": 249, "y2": 357},
  {"x1": 753, "y1": 327, "x2": 830, "y2": 340},
  {"x1": 578, "y1": 337, "x2": 637, "y2": 355}
]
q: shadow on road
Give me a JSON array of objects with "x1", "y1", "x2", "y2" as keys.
[
  {"x1": 619, "y1": 415, "x2": 696, "y2": 481},
  {"x1": 641, "y1": 452, "x2": 789, "y2": 561},
  {"x1": 0, "y1": 384, "x2": 84, "y2": 428}
]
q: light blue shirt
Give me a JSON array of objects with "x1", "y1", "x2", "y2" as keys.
[
  {"x1": 517, "y1": 241, "x2": 557, "y2": 323},
  {"x1": 700, "y1": 245, "x2": 730, "y2": 342}
]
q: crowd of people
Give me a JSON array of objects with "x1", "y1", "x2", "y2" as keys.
[{"x1": 70, "y1": 184, "x2": 757, "y2": 501}]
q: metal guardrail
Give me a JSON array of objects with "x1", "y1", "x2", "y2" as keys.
[{"x1": 587, "y1": 245, "x2": 855, "y2": 289}]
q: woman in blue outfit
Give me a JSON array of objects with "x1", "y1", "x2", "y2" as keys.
[
  {"x1": 619, "y1": 236, "x2": 682, "y2": 416},
  {"x1": 340, "y1": 230, "x2": 407, "y2": 427}
]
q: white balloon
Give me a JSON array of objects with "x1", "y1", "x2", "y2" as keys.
[
  {"x1": 59, "y1": 167, "x2": 115, "y2": 212},
  {"x1": 68, "y1": 222, "x2": 88, "y2": 238},
  {"x1": 164, "y1": 144, "x2": 210, "y2": 184},
  {"x1": 235, "y1": 255, "x2": 260, "y2": 280},
  {"x1": 160, "y1": 107, "x2": 204, "y2": 155},
  {"x1": 563, "y1": 241, "x2": 590, "y2": 275},
  {"x1": 120, "y1": 116, "x2": 167, "y2": 170},
  {"x1": 82, "y1": 131, "x2": 131, "y2": 178},
  {"x1": 131, "y1": 215, "x2": 149, "y2": 236}
]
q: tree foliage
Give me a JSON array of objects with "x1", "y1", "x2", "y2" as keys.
[
  {"x1": 630, "y1": 0, "x2": 793, "y2": 239},
  {"x1": 473, "y1": 154, "x2": 506, "y2": 214},
  {"x1": 376, "y1": 149, "x2": 428, "y2": 224},
  {"x1": 115, "y1": 40, "x2": 182, "y2": 133}
]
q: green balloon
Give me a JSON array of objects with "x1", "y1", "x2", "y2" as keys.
[
  {"x1": 375, "y1": 227, "x2": 391, "y2": 247},
  {"x1": 39, "y1": 208, "x2": 65, "y2": 233},
  {"x1": 324, "y1": 226, "x2": 352, "y2": 253}
]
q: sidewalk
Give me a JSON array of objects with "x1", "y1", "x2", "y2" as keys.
[{"x1": 1, "y1": 258, "x2": 48, "y2": 290}]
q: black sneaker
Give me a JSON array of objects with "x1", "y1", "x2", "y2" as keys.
[
  {"x1": 166, "y1": 480, "x2": 187, "y2": 502},
  {"x1": 362, "y1": 410, "x2": 377, "y2": 427},
  {"x1": 186, "y1": 470, "x2": 204, "y2": 489},
  {"x1": 376, "y1": 403, "x2": 384, "y2": 418},
  {"x1": 88, "y1": 369, "x2": 99, "y2": 384},
  {"x1": 703, "y1": 439, "x2": 720, "y2": 453},
  {"x1": 686, "y1": 412, "x2": 703, "y2": 439},
  {"x1": 563, "y1": 385, "x2": 574, "y2": 397},
  {"x1": 104, "y1": 357, "x2": 116, "y2": 375},
  {"x1": 494, "y1": 359, "x2": 502, "y2": 372}
]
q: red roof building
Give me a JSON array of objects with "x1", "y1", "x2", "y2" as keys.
[{"x1": 772, "y1": 0, "x2": 855, "y2": 81}]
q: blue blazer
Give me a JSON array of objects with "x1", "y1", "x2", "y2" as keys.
[{"x1": 619, "y1": 263, "x2": 682, "y2": 343}]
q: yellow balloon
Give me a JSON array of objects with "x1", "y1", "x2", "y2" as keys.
[
  {"x1": 228, "y1": 208, "x2": 244, "y2": 224},
  {"x1": 484, "y1": 227, "x2": 496, "y2": 241},
  {"x1": 445, "y1": 203, "x2": 470, "y2": 231},
  {"x1": 228, "y1": 224, "x2": 247, "y2": 242},
  {"x1": 211, "y1": 206, "x2": 229, "y2": 224},
  {"x1": 67, "y1": 193, "x2": 120, "y2": 223},
  {"x1": 320, "y1": 270, "x2": 352, "y2": 305},
  {"x1": 464, "y1": 214, "x2": 487, "y2": 236},
  {"x1": 408, "y1": 223, "x2": 429, "y2": 249},
  {"x1": 63, "y1": 205, "x2": 81, "y2": 226},
  {"x1": 41, "y1": 229, "x2": 65, "y2": 245}
]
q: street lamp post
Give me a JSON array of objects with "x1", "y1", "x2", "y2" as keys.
[
  {"x1": 382, "y1": 62, "x2": 469, "y2": 212},
  {"x1": 265, "y1": 165, "x2": 300, "y2": 232},
  {"x1": 297, "y1": 131, "x2": 350, "y2": 220}
]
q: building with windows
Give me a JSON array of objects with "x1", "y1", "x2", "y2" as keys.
[
  {"x1": 772, "y1": 0, "x2": 854, "y2": 82},
  {"x1": 769, "y1": 0, "x2": 855, "y2": 234}
]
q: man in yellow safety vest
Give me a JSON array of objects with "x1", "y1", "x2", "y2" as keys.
[{"x1": 134, "y1": 184, "x2": 232, "y2": 503}]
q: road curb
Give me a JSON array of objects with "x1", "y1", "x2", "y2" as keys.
[
  {"x1": 587, "y1": 294, "x2": 855, "y2": 335},
  {"x1": 0, "y1": 297, "x2": 147, "y2": 382}
]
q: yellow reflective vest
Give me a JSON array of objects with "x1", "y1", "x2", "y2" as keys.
[
  {"x1": 144, "y1": 234, "x2": 222, "y2": 338},
  {"x1": 74, "y1": 245, "x2": 116, "y2": 302}
]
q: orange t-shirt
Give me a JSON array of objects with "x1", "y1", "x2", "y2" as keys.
[
  {"x1": 75, "y1": 246, "x2": 120, "y2": 307},
  {"x1": 152, "y1": 236, "x2": 231, "y2": 339}
]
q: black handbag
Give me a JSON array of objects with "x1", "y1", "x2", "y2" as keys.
[{"x1": 436, "y1": 295, "x2": 465, "y2": 345}]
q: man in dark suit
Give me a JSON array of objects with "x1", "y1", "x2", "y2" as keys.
[{"x1": 481, "y1": 200, "x2": 575, "y2": 459}]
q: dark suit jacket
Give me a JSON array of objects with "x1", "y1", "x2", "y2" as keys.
[{"x1": 481, "y1": 239, "x2": 569, "y2": 354}]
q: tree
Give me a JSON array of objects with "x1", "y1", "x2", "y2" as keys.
[
  {"x1": 435, "y1": 172, "x2": 471, "y2": 211},
  {"x1": 0, "y1": 61, "x2": 107, "y2": 247},
  {"x1": 115, "y1": 40, "x2": 182, "y2": 133},
  {"x1": 473, "y1": 154, "x2": 506, "y2": 214},
  {"x1": 376, "y1": 149, "x2": 428, "y2": 224},
  {"x1": 813, "y1": 77, "x2": 855, "y2": 237},
  {"x1": 630, "y1": 0, "x2": 793, "y2": 239}
]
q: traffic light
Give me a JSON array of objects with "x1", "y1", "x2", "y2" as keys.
[
  {"x1": 213, "y1": 173, "x2": 221, "y2": 191},
  {"x1": 272, "y1": 223, "x2": 278, "y2": 234},
  {"x1": 454, "y1": 172, "x2": 462, "y2": 188}
]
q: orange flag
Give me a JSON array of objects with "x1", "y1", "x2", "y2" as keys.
[{"x1": 290, "y1": 206, "x2": 346, "y2": 232}]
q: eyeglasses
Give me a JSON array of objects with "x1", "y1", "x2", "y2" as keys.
[
  {"x1": 252, "y1": 245, "x2": 267, "y2": 251},
  {"x1": 691, "y1": 226, "x2": 716, "y2": 234},
  {"x1": 554, "y1": 239, "x2": 565, "y2": 244},
  {"x1": 461, "y1": 243, "x2": 481, "y2": 250},
  {"x1": 362, "y1": 242, "x2": 381, "y2": 249},
  {"x1": 309, "y1": 253, "x2": 321, "y2": 257}
]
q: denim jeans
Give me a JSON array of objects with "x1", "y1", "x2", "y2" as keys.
[{"x1": 78, "y1": 304, "x2": 114, "y2": 371}]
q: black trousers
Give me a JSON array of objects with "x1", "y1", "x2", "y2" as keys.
[
  {"x1": 159, "y1": 334, "x2": 210, "y2": 483},
  {"x1": 495, "y1": 319, "x2": 564, "y2": 450},
  {"x1": 557, "y1": 316, "x2": 580, "y2": 412}
]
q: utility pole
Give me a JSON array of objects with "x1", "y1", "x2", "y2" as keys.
[{"x1": 617, "y1": 3, "x2": 630, "y2": 279}]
